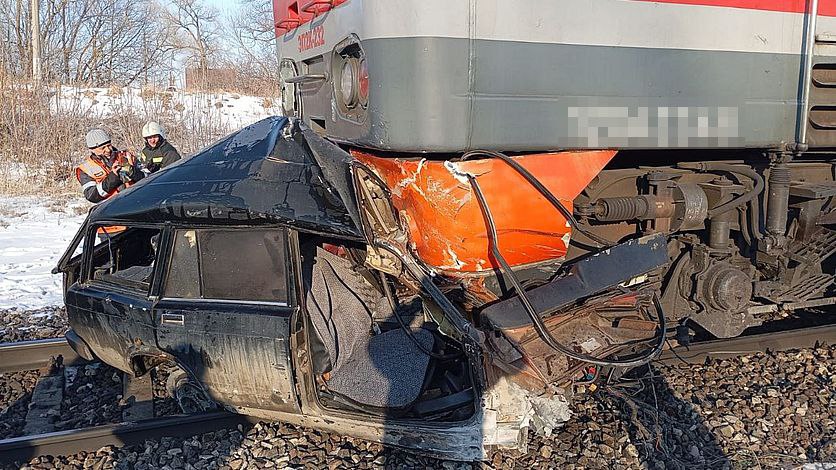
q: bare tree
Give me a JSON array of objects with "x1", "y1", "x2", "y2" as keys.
[
  {"x1": 228, "y1": 0, "x2": 274, "y2": 60},
  {"x1": 0, "y1": 0, "x2": 285, "y2": 94},
  {"x1": 223, "y1": 0, "x2": 279, "y2": 94},
  {"x1": 164, "y1": 0, "x2": 222, "y2": 89},
  {"x1": 71, "y1": 0, "x2": 174, "y2": 85},
  {"x1": 0, "y1": 0, "x2": 175, "y2": 86}
]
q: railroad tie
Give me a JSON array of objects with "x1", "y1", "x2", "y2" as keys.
[
  {"x1": 22, "y1": 356, "x2": 64, "y2": 435},
  {"x1": 121, "y1": 373, "x2": 155, "y2": 421}
]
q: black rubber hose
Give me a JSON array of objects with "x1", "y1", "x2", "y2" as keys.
[
  {"x1": 460, "y1": 150, "x2": 616, "y2": 247},
  {"x1": 467, "y1": 175, "x2": 667, "y2": 368},
  {"x1": 695, "y1": 163, "x2": 765, "y2": 218},
  {"x1": 748, "y1": 197, "x2": 763, "y2": 240},
  {"x1": 738, "y1": 205, "x2": 752, "y2": 248},
  {"x1": 379, "y1": 271, "x2": 462, "y2": 360}
]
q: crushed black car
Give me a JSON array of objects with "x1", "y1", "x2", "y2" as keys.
[{"x1": 55, "y1": 117, "x2": 677, "y2": 460}]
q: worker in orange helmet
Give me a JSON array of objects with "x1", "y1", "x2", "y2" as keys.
[{"x1": 76, "y1": 128, "x2": 144, "y2": 204}]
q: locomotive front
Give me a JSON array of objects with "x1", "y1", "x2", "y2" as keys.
[{"x1": 272, "y1": 0, "x2": 836, "y2": 456}]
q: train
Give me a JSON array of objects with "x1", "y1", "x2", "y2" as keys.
[
  {"x1": 57, "y1": 0, "x2": 836, "y2": 460},
  {"x1": 270, "y1": 0, "x2": 836, "y2": 450},
  {"x1": 274, "y1": 0, "x2": 836, "y2": 327}
]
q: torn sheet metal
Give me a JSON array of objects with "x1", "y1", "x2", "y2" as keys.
[
  {"x1": 88, "y1": 117, "x2": 364, "y2": 240},
  {"x1": 495, "y1": 291, "x2": 660, "y2": 388},
  {"x1": 353, "y1": 149, "x2": 615, "y2": 273},
  {"x1": 480, "y1": 234, "x2": 669, "y2": 330}
]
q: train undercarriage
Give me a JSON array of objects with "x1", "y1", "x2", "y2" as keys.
[
  {"x1": 353, "y1": 144, "x2": 836, "y2": 393},
  {"x1": 266, "y1": 4, "x2": 836, "y2": 436},
  {"x1": 196, "y1": 0, "x2": 836, "y2": 458}
]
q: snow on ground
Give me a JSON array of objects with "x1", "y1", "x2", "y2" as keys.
[
  {"x1": 51, "y1": 86, "x2": 280, "y2": 130},
  {"x1": 0, "y1": 197, "x2": 87, "y2": 310}
]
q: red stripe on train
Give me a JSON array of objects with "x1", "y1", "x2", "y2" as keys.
[{"x1": 635, "y1": 0, "x2": 836, "y2": 17}]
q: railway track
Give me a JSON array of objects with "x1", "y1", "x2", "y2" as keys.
[
  {"x1": 0, "y1": 411, "x2": 255, "y2": 464},
  {"x1": 6, "y1": 324, "x2": 825, "y2": 375},
  {"x1": 0, "y1": 323, "x2": 834, "y2": 464},
  {"x1": 0, "y1": 337, "x2": 257, "y2": 465},
  {"x1": 0, "y1": 338, "x2": 83, "y2": 373}
]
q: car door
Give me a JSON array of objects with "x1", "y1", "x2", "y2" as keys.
[
  {"x1": 153, "y1": 226, "x2": 299, "y2": 414},
  {"x1": 64, "y1": 224, "x2": 162, "y2": 373}
]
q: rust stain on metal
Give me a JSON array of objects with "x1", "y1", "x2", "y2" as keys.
[{"x1": 494, "y1": 291, "x2": 658, "y2": 387}]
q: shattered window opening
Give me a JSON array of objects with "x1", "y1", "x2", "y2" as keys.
[
  {"x1": 163, "y1": 227, "x2": 289, "y2": 303},
  {"x1": 90, "y1": 226, "x2": 161, "y2": 292}
]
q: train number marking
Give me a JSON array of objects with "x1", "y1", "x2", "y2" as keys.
[{"x1": 298, "y1": 25, "x2": 325, "y2": 52}]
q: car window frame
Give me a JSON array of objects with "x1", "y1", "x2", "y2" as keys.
[
  {"x1": 54, "y1": 215, "x2": 88, "y2": 274},
  {"x1": 160, "y1": 224, "x2": 294, "y2": 307},
  {"x1": 81, "y1": 221, "x2": 165, "y2": 298}
]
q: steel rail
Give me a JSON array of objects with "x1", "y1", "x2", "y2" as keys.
[
  {"x1": 0, "y1": 338, "x2": 83, "y2": 373},
  {"x1": 1, "y1": 324, "x2": 832, "y2": 463},
  {"x1": 656, "y1": 323, "x2": 836, "y2": 366},
  {"x1": 0, "y1": 411, "x2": 256, "y2": 464}
]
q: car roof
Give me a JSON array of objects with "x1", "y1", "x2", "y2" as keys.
[{"x1": 88, "y1": 117, "x2": 365, "y2": 240}]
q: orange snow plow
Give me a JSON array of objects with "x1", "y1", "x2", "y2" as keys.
[{"x1": 353, "y1": 150, "x2": 616, "y2": 274}]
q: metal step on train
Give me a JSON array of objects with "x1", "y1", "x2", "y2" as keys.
[{"x1": 808, "y1": 33, "x2": 836, "y2": 147}]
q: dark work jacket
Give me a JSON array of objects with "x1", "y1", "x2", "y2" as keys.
[
  {"x1": 76, "y1": 149, "x2": 144, "y2": 204},
  {"x1": 140, "y1": 139, "x2": 182, "y2": 173}
]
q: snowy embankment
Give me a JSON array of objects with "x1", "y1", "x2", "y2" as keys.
[
  {"x1": 0, "y1": 197, "x2": 87, "y2": 310},
  {"x1": 52, "y1": 85, "x2": 280, "y2": 131},
  {"x1": 0, "y1": 86, "x2": 281, "y2": 311}
]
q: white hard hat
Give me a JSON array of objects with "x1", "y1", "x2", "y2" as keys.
[
  {"x1": 85, "y1": 128, "x2": 111, "y2": 149},
  {"x1": 142, "y1": 121, "x2": 166, "y2": 139}
]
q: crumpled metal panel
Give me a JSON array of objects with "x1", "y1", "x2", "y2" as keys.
[
  {"x1": 88, "y1": 117, "x2": 364, "y2": 240},
  {"x1": 481, "y1": 234, "x2": 668, "y2": 330},
  {"x1": 353, "y1": 149, "x2": 615, "y2": 273}
]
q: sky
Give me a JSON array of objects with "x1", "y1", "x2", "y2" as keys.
[{"x1": 204, "y1": 0, "x2": 240, "y2": 17}]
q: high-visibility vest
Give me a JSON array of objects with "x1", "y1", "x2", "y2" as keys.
[
  {"x1": 75, "y1": 155, "x2": 131, "y2": 234},
  {"x1": 76, "y1": 156, "x2": 116, "y2": 197}
]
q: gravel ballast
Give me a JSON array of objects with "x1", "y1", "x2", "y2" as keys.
[
  {"x1": 513, "y1": 344, "x2": 835, "y2": 470},
  {"x1": 0, "y1": 307, "x2": 68, "y2": 343},
  {"x1": 0, "y1": 370, "x2": 39, "y2": 439},
  {"x1": 4, "y1": 344, "x2": 832, "y2": 470},
  {"x1": 55, "y1": 363, "x2": 125, "y2": 431}
]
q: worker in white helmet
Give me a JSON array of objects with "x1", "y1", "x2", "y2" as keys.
[
  {"x1": 139, "y1": 121, "x2": 181, "y2": 174},
  {"x1": 76, "y1": 128, "x2": 143, "y2": 204}
]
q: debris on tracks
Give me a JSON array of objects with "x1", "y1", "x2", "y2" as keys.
[
  {"x1": 55, "y1": 363, "x2": 125, "y2": 431},
  {"x1": 0, "y1": 370, "x2": 39, "y2": 440},
  {"x1": 23, "y1": 357, "x2": 64, "y2": 435},
  {"x1": 0, "y1": 306, "x2": 836, "y2": 470}
]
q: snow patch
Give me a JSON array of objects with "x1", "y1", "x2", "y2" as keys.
[
  {"x1": 51, "y1": 86, "x2": 280, "y2": 130},
  {"x1": 0, "y1": 197, "x2": 87, "y2": 310}
]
